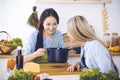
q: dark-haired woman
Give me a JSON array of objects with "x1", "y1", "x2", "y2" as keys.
[{"x1": 24, "y1": 8, "x2": 64, "y2": 63}]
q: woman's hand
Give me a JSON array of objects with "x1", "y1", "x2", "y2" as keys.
[
  {"x1": 34, "y1": 48, "x2": 46, "y2": 58},
  {"x1": 24, "y1": 48, "x2": 46, "y2": 63},
  {"x1": 67, "y1": 62, "x2": 80, "y2": 72},
  {"x1": 68, "y1": 49, "x2": 76, "y2": 56}
]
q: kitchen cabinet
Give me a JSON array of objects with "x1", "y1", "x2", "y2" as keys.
[{"x1": 35, "y1": 0, "x2": 112, "y2": 3}]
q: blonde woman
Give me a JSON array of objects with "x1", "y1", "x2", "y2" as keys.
[{"x1": 67, "y1": 15, "x2": 117, "y2": 73}]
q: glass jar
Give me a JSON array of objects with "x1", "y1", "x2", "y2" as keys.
[
  {"x1": 103, "y1": 32, "x2": 110, "y2": 48},
  {"x1": 119, "y1": 36, "x2": 120, "y2": 46},
  {"x1": 111, "y1": 32, "x2": 118, "y2": 47}
]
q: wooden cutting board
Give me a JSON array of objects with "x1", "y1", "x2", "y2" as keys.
[{"x1": 40, "y1": 63, "x2": 80, "y2": 75}]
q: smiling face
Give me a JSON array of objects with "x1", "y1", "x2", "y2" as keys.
[{"x1": 43, "y1": 16, "x2": 58, "y2": 36}]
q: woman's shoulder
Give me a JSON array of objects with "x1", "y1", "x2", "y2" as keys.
[
  {"x1": 90, "y1": 40, "x2": 100, "y2": 44},
  {"x1": 31, "y1": 29, "x2": 39, "y2": 34},
  {"x1": 85, "y1": 40, "x2": 102, "y2": 47},
  {"x1": 30, "y1": 29, "x2": 39, "y2": 36},
  {"x1": 84, "y1": 40, "x2": 105, "y2": 54},
  {"x1": 55, "y1": 30, "x2": 62, "y2": 35},
  {"x1": 55, "y1": 30, "x2": 62, "y2": 33},
  {"x1": 28, "y1": 29, "x2": 39, "y2": 39}
]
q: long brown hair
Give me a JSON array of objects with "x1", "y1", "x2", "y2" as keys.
[{"x1": 35, "y1": 8, "x2": 59, "y2": 51}]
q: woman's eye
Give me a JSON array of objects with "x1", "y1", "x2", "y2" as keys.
[
  {"x1": 46, "y1": 23, "x2": 50, "y2": 26},
  {"x1": 53, "y1": 23, "x2": 57, "y2": 26},
  {"x1": 46, "y1": 23, "x2": 57, "y2": 26}
]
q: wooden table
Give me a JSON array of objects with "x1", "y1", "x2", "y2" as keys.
[{"x1": 40, "y1": 63, "x2": 80, "y2": 75}]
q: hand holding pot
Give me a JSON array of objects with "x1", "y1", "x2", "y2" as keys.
[{"x1": 34, "y1": 48, "x2": 46, "y2": 58}]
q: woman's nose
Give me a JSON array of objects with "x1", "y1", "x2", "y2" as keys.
[{"x1": 49, "y1": 25, "x2": 54, "y2": 29}]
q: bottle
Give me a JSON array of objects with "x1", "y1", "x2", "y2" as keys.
[
  {"x1": 103, "y1": 32, "x2": 110, "y2": 48},
  {"x1": 16, "y1": 46, "x2": 23, "y2": 70}
]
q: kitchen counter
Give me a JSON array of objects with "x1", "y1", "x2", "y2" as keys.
[
  {"x1": 0, "y1": 54, "x2": 15, "y2": 58},
  {"x1": 110, "y1": 51, "x2": 120, "y2": 56},
  {"x1": 0, "y1": 61, "x2": 80, "y2": 80},
  {"x1": 0, "y1": 51, "x2": 120, "y2": 58},
  {"x1": 0, "y1": 57, "x2": 120, "y2": 80},
  {"x1": 68, "y1": 51, "x2": 120, "y2": 57},
  {"x1": 39, "y1": 63, "x2": 80, "y2": 75}
]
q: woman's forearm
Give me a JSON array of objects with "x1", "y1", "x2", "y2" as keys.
[
  {"x1": 23, "y1": 48, "x2": 46, "y2": 63},
  {"x1": 24, "y1": 52, "x2": 36, "y2": 63}
]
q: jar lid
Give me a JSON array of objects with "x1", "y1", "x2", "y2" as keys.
[
  {"x1": 112, "y1": 32, "x2": 118, "y2": 35},
  {"x1": 104, "y1": 32, "x2": 110, "y2": 36}
]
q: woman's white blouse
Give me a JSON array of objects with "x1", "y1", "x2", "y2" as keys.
[{"x1": 80, "y1": 40, "x2": 115, "y2": 73}]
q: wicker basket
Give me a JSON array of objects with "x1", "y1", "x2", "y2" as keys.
[
  {"x1": 0, "y1": 31, "x2": 11, "y2": 41},
  {"x1": 0, "y1": 31, "x2": 15, "y2": 54}
]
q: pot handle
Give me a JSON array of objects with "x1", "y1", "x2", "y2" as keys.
[{"x1": 67, "y1": 47, "x2": 81, "y2": 54}]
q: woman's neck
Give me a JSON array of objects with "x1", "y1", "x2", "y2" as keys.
[
  {"x1": 80, "y1": 42, "x2": 86, "y2": 46},
  {"x1": 75, "y1": 40, "x2": 86, "y2": 46},
  {"x1": 43, "y1": 30, "x2": 51, "y2": 38}
]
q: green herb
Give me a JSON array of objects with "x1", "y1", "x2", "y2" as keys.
[
  {"x1": 27, "y1": 6, "x2": 38, "y2": 28},
  {"x1": 80, "y1": 68, "x2": 120, "y2": 80},
  {"x1": 8, "y1": 37, "x2": 23, "y2": 48},
  {"x1": 32, "y1": 52, "x2": 48, "y2": 63},
  {"x1": 8, "y1": 69, "x2": 35, "y2": 80}
]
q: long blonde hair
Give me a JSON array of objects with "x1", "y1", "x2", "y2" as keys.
[
  {"x1": 67, "y1": 15, "x2": 118, "y2": 72},
  {"x1": 67, "y1": 15, "x2": 102, "y2": 44}
]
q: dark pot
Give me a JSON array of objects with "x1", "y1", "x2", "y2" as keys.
[
  {"x1": 72, "y1": 47, "x2": 81, "y2": 54},
  {"x1": 47, "y1": 48, "x2": 69, "y2": 63}
]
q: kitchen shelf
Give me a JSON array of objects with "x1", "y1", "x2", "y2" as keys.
[
  {"x1": 110, "y1": 51, "x2": 120, "y2": 56},
  {"x1": 35, "y1": 0, "x2": 112, "y2": 3}
]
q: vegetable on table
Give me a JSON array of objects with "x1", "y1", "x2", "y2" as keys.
[
  {"x1": 80, "y1": 68, "x2": 120, "y2": 80},
  {"x1": 8, "y1": 69, "x2": 35, "y2": 80},
  {"x1": 8, "y1": 37, "x2": 23, "y2": 48},
  {"x1": 7, "y1": 59, "x2": 15, "y2": 70}
]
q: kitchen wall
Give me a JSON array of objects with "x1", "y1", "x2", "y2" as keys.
[
  {"x1": 0, "y1": 0, "x2": 2, "y2": 27},
  {"x1": 0, "y1": 0, "x2": 35, "y2": 47},
  {"x1": 0, "y1": 0, "x2": 120, "y2": 48}
]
